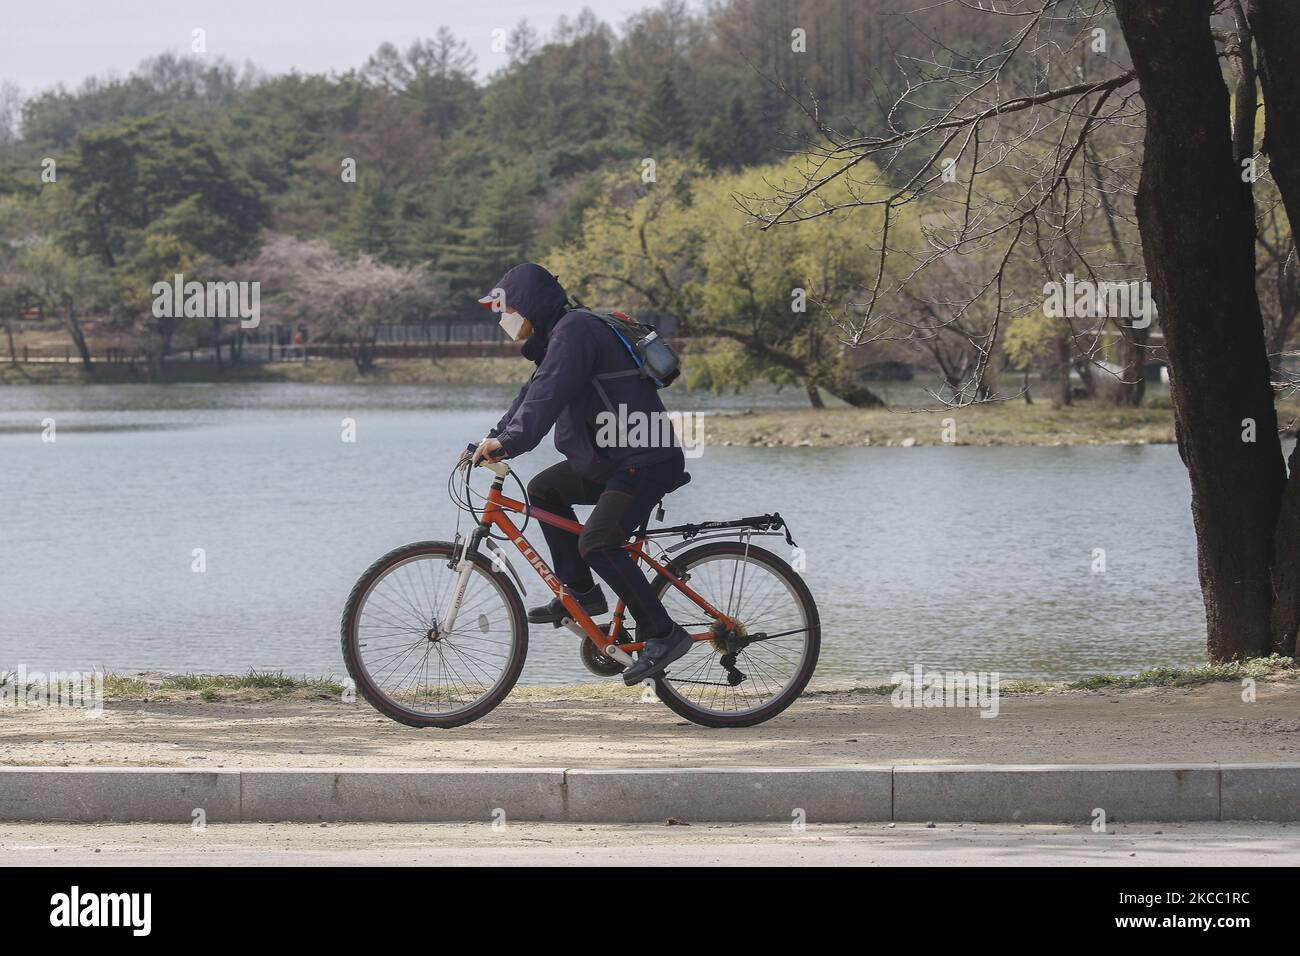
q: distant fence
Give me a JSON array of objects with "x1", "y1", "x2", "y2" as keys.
[
  {"x1": 7, "y1": 311, "x2": 689, "y2": 366},
  {"x1": 6, "y1": 340, "x2": 521, "y2": 365}
]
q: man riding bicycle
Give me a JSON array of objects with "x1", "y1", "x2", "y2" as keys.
[{"x1": 466, "y1": 262, "x2": 692, "y2": 685}]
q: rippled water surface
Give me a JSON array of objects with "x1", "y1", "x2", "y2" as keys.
[{"x1": 1, "y1": 382, "x2": 1214, "y2": 683}]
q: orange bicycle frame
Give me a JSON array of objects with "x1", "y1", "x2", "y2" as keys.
[{"x1": 478, "y1": 477, "x2": 732, "y2": 655}]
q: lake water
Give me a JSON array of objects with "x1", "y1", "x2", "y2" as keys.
[{"x1": 1, "y1": 382, "x2": 1216, "y2": 683}]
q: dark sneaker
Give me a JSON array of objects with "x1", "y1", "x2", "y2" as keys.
[
  {"x1": 527, "y1": 585, "x2": 608, "y2": 626},
  {"x1": 621, "y1": 624, "x2": 694, "y2": 685}
]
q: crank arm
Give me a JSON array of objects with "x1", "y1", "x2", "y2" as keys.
[{"x1": 562, "y1": 619, "x2": 636, "y2": 668}]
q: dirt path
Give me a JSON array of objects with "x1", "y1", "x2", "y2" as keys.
[{"x1": 1, "y1": 679, "x2": 1296, "y2": 768}]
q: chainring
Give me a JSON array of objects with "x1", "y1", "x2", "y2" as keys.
[{"x1": 579, "y1": 636, "x2": 626, "y2": 677}]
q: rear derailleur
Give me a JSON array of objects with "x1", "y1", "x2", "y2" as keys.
[{"x1": 710, "y1": 622, "x2": 750, "y2": 687}]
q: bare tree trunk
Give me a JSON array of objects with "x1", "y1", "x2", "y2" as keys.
[
  {"x1": 818, "y1": 365, "x2": 885, "y2": 407},
  {"x1": 210, "y1": 317, "x2": 225, "y2": 375},
  {"x1": 976, "y1": 347, "x2": 1002, "y2": 401},
  {"x1": 64, "y1": 304, "x2": 93, "y2": 373},
  {"x1": 1088, "y1": 137, "x2": 1149, "y2": 408},
  {"x1": 708, "y1": 326, "x2": 886, "y2": 406},
  {"x1": 1251, "y1": 0, "x2": 1300, "y2": 654},
  {"x1": 1052, "y1": 332, "x2": 1072, "y2": 408},
  {"x1": 1114, "y1": 327, "x2": 1149, "y2": 407},
  {"x1": 1074, "y1": 358, "x2": 1097, "y2": 400},
  {"x1": 353, "y1": 336, "x2": 376, "y2": 374},
  {"x1": 805, "y1": 382, "x2": 825, "y2": 408},
  {"x1": 1115, "y1": 0, "x2": 1287, "y2": 660}
]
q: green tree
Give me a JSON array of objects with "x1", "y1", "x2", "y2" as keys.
[
  {"x1": 552, "y1": 157, "x2": 900, "y2": 406},
  {"x1": 19, "y1": 240, "x2": 111, "y2": 372},
  {"x1": 694, "y1": 95, "x2": 762, "y2": 170},
  {"x1": 63, "y1": 114, "x2": 266, "y2": 268},
  {"x1": 344, "y1": 177, "x2": 401, "y2": 261},
  {"x1": 54, "y1": 115, "x2": 267, "y2": 377},
  {"x1": 435, "y1": 163, "x2": 538, "y2": 302},
  {"x1": 638, "y1": 74, "x2": 690, "y2": 153}
]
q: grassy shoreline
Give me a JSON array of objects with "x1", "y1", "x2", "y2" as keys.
[
  {"x1": 4, "y1": 656, "x2": 1293, "y2": 705},
  {"x1": 702, "y1": 401, "x2": 1183, "y2": 448},
  {"x1": 5, "y1": 356, "x2": 1297, "y2": 449}
]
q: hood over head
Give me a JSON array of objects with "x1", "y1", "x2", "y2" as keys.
[{"x1": 478, "y1": 263, "x2": 570, "y2": 362}]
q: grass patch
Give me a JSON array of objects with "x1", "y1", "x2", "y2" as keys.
[
  {"x1": 96, "y1": 670, "x2": 347, "y2": 702},
  {"x1": 1064, "y1": 655, "x2": 1297, "y2": 691},
  {"x1": 808, "y1": 655, "x2": 1297, "y2": 699},
  {"x1": 48, "y1": 657, "x2": 1300, "y2": 707},
  {"x1": 103, "y1": 674, "x2": 150, "y2": 697},
  {"x1": 1001, "y1": 678, "x2": 1057, "y2": 694},
  {"x1": 162, "y1": 670, "x2": 341, "y2": 692}
]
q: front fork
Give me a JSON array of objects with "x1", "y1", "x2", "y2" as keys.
[
  {"x1": 441, "y1": 525, "x2": 482, "y2": 636},
  {"x1": 443, "y1": 467, "x2": 503, "y2": 633}
]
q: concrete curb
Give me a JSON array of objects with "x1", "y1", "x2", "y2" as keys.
[
  {"x1": 893, "y1": 764, "x2": 1221, "y2": 823},
  {"x1": 1, "y1": 764, "x2": 1297, "y2": 824}
]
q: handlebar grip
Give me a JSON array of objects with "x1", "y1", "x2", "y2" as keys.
[{"x1": 465, "y1": 439, "x2": 507, "y2": 466}]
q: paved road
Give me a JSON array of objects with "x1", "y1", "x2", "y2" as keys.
[{"x1": 2, "y1": 822, "x2": 1296, "y2": 866}]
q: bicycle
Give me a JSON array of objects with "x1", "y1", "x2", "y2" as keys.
[{"x1": 340, "y1": 454, "x2": 820, "y2": 729}]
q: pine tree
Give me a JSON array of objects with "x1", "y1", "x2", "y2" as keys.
[
  {"x1": 345, "y1": 177, "x2": 400, "y2": 262},
  {"x1": 638, "y1": 73, "x2": 689, "y2": 152},
  {"x1": 695, "y1": 94, "x2": 762, "y2": 170},
  {"x1": 433, "y1": 164, "x2": 537, "y2": 303}
]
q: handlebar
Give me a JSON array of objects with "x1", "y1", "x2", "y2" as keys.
[
  {"x1": 462, "y1": 441, "x2": 511, "y2": 478},
  {"x1": 450, "y1": 442, "x2": 523, "y2": 535}
]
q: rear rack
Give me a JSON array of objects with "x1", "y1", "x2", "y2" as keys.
[{"x1": 642, "y1": 511, "x2": 797, "y2": 548}]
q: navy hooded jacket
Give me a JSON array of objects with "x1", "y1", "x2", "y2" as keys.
[{"x1": 485, "y1": 263, "x2": 685, "y2": 482}]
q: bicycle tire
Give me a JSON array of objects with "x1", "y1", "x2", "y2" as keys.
[
  {"x1": 341, "y1": 540, "x2": 528, "y2": 729},
  {"x1": 650, "y1": 540, "x2": 820, "y2": 728}
]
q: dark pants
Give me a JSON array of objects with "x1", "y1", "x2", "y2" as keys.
[{"x1": 527, "y1": 457, "x2": 686, "y2": 639}]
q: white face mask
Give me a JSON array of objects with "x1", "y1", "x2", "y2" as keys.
[{"x1": 498, "y1": 310, "x2": 529, "y2": 341}]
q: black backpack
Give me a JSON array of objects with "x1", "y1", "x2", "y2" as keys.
[{"x1": 568, "y1": 299, "x2": 681, "y2": 412}]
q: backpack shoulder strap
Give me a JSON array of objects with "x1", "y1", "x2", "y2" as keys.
[{"x1": 587, "y1": 311, "x2": 646, "y2": 411}]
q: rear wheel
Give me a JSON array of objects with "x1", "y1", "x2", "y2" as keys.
[
  {"x1": 341, "y1": 540, "x2": 527, "y2": 728},
  {"x1": 649, "y1": 541, "x2": 819, "y2": 728}
]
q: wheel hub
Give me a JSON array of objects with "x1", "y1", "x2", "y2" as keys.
[
  {"x1": 708, "y1": 621, "x2": 750, "y2": 686},
  {"x1": 709, "y1": 619, "x2": 748, "y2": 654}
]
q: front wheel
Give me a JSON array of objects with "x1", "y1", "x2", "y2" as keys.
[
  {"x1": 341, "y1": 540, "x2": 528, "y2": 728},
  {"x1": 650, "y1": 541, "x2": 820, "y2": 728}
]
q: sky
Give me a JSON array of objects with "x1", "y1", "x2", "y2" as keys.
[{"x1": 0, "y1": 0, "x2": 651, "y2": 95}]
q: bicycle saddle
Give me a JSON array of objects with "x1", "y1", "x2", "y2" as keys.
[
  {"x1": 650, "y1": 471, "x2": 691, "y2": 524},
  {"x1": 664, "y1": 471, "x2": 692, "y2": 494}
]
